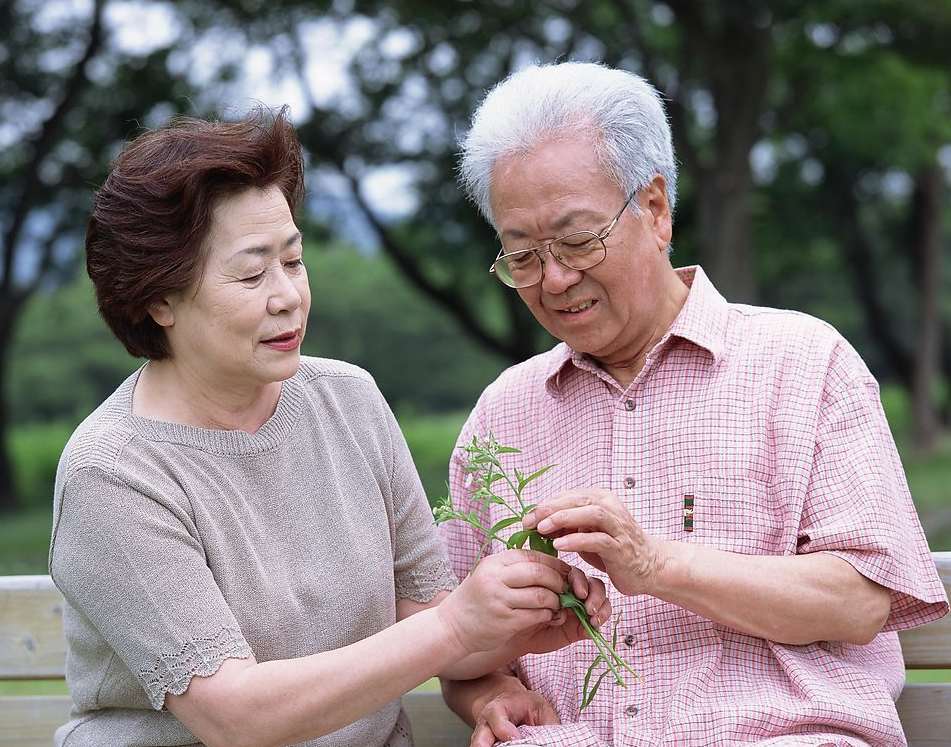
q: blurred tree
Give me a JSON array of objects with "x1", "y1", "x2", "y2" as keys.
[{"x1": 3, "y1": 0, "x2": 950, "y2": 507}]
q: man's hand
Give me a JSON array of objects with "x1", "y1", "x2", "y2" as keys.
[
  {"x1": 470, "y1": 687, "x2": 560, "y2": 747},
  {"x1": 523, "y1": 488, "x2": 668, "y2": 597}
]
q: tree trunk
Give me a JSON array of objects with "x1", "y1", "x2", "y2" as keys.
[
  {"x1": 909, "y1": 164, "x2": 943, "y2": 451},
  {"x1": 698, "y1": 168, "x2": 757, "y2": 302},
  {"x1": 0, "y1": 298, "x2": 20, "y2": 513}
]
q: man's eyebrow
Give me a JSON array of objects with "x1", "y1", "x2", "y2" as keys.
[
  {"x1": 231, "y1": 231, "x2": 302, "y2": 258},
  {"x1": 501, "y1": 210, "x2": 605, "y2": 242}
]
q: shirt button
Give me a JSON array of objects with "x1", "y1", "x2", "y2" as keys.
[
  {"x1": 625, "y1": 704, "x2": 639, "y2": 717},
  {"x1": 623, "y1": 634, "x2": 636, "y2": 647},
  {"x1": 623, "y1": 477, "x2": 636, "y2": 489},
  {"x1": 624, "y1": 399, "x2": 636, "y2": 411}
]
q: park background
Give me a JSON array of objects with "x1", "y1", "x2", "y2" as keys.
[{"x1": 1, "y1": 0, "x2": 950, "y2": 692}]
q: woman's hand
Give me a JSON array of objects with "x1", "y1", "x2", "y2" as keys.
[
  {"x1": 523, "y1": 488, "x2": 668, "y2": 597},
  {"x1": 511, "y1": 565, "x2": 611, "y2": 656},
  {"x1": 436, "y1": 549, "x2": 569, "y2": 654}
]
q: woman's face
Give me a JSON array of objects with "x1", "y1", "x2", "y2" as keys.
[{"x1": 156, "y1": 185, "x2": 311, "y2": 390}]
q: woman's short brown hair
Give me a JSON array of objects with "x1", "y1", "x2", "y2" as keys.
[{"x1": 86, "y1": 106, "x2": 304, "y2": 359}]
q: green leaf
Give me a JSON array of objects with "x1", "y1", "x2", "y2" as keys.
[
  {"x1": 529, "y1": 532, "x2": 558, "y2": 557},
  {"x1": 517, "y1": 464, "x2": 554, "y2": 491},
  {"x1": 506, "y1": 529, "x2": 531, "y2": 549},
  {"x1": 489, "y1": 516, "x2": 522, "y2": 534},
  {"x1": 496, "y1": 446, "x2": 521, "y2": 454}
]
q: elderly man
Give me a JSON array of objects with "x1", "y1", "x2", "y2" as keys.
[{"x1": 438, "y1": 62, "x2": 949, "y2": 747}]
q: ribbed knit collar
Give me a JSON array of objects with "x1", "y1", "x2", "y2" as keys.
[{"x1": 113, "y1": 364, "x2": 306, "y2": 456}]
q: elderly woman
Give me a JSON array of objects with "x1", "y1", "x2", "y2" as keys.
[{"x1": 49, "y1": 109, "x2": 609, "y2": 747}]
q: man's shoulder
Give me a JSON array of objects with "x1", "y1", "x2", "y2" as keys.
[
  {"x1": 481, "y1": 343, "x2": 569, "y2": 400},
  {"x1": 725, "y1": 303, "x2": 872, "y2": 389}
]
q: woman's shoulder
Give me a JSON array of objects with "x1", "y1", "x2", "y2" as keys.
[
  {"x1": 58, "y1": 371, "x2": 141, "y2": 482},
  {"x1": 295, "y1": 355, "x2": 376, "y2": 387}
]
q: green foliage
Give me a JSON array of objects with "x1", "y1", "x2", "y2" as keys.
[
  {"x1": 9, "y1": 422, "x2": 72, "y2": 509},
  {"x1": 9, "y1": 276, "x2": 138, "y2": 426},
  {"x1": 298, "y1": 244, "x2": 506, "y2": 412},
  {"x1": 433, "y1": 435, "x2": 637, "y2": 710},
  {"x1": 0, "y1": 508, "x2": 53, "y2": 575},
  {"x1": 398, "y1": 411, "x2": 466, "y2": 505}
]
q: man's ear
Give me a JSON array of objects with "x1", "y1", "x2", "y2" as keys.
[
  {"x1": 644, "y1": 174, "x2": 672, "y2": 251},
  {"x1": 147, "y1": 297, "x2": 175, "y2": 328}
]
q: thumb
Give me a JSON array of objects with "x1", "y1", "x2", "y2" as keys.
[{"x1": 533, "y1": 698, "x2": 561, "y2": 726}]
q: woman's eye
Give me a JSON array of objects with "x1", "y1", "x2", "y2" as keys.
[
  {"x1": 285, "y1": 258, "x2": 304, "y2": 269},
  {"x1": 241, "y1": 271, "x2": 265, "y2": 283}
]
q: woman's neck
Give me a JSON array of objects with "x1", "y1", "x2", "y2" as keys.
[{"x1": 132, "y1": 359, "x2": 282, "y2": 434}]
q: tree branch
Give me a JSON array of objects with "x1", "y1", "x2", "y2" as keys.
[{"x1": 1, "y1": 0, "x2": 106, "y2": 292}]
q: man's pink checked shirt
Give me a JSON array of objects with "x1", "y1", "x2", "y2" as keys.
[{"x1": 440, "y1": 266, "x2": 948, "y2": 747}]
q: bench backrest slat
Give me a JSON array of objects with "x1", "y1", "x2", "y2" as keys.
[
  {"x1": 0, "y1": 576, "x2": 66, "y2": 679},
  {"x1": 2, "y1": 555, "x2": 950, "y2": 679}
]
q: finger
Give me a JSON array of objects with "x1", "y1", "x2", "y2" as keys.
[
  {"x1": 482, "y1": 707, "x2": 522, "y2": 741},
  {"x1": 470, "y1": 720, "x2": 506, "y2": 747},
  {"x1": 584, "y1": 577, "x2": 607, "y2": 617},
  {"x1": 500, "y1": 561, "x2": 572, "y2": 594},
  {"x1": 536, "y1": 505, "x2": 624, "y2": 537},
  {"x1": 548, "y1": 609, "x2": 567, "y2": 627},
  {"x1": 552, "y1": 531, "x2": 616, "y2": 555},
  {"x1": 499, "y1": 549, "x2": 571, "y2": 577},
  {"x1": 568, "y1": 566, "x2": 589, "y2": 600},
  {"x1": 523, "y1": 491, "x2": 596, "y2": 528},
  {"x1": 592, "y1": 596, "x2": 613, "y2": 627},
  {"x1": 532, "y1": 696, "x2": 561, "y2": 725},
  {"x1": 505, "y1": 587, "x2": 562, "y2": 613}
]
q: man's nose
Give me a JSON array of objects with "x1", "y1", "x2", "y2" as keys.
[{"x1": 539, "y1": 251, "x2": 583, "y2": 295}]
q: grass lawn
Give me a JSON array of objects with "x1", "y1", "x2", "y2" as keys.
[{"x1": 0, "y1": 507, "x2": 52, "y2": 575}]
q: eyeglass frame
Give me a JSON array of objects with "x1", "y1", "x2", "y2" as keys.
[{"x1": 489, "y1": 191, "x2": 638, "y2": 289}]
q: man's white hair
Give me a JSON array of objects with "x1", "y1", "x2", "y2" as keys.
[{"x1": 459, "y1": 61, "x2": 677, "y2": 229}]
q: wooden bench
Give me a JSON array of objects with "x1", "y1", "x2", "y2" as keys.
[{"x1": 2, "y1": 555, "x2": 949, "y2": 746}]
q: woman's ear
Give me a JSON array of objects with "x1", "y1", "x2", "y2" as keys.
[{"x1": 147, "y1": 298, "x2": 175, "y2": 328}]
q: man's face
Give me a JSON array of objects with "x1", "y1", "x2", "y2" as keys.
[{"x1": 489, "y1": 135, "x2": 674, "y2": 366}]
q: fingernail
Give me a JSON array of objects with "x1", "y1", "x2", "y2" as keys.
[{"x1": 537, "y1": 518, "x2": 552, "y2": 533}]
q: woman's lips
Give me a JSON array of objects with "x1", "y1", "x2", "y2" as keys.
[{"x1": 262, "y1": 331, "x2": 301, "y2": 351}]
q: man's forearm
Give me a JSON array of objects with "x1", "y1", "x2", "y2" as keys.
[
  {"x1": 652, "y1": 544, "x2": 891, "y2": 644},
  {"x1": 440, "y1": 669, "x2": 527, "y2": 726}
]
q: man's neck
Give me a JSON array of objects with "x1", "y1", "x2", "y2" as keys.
[{"x1": 597, "y1": 273, "x2": 690, "y2": 390}]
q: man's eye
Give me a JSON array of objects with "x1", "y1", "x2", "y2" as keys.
[{"x1": 560, "y1": 237, "x2": 596, "y2": 250}]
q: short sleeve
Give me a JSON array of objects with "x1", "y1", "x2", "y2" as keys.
[
  {"x1": 49, "y1": 467, "x2": 252, "y2": 710},
  {"x1": 797, "y1": 375, "x2": 949, "y2": 630},
  {"x1": 439, "y1": 404, "x2": 493, "y2": 584},
  {"x1": 380, "y1": 395, "x2": 457, "y2": 603}
]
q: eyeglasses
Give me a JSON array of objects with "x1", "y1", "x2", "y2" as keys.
[{"x1": 489, "y1": 192, "x2": 636, "y2": 289}]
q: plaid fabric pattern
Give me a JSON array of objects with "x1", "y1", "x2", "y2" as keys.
[{"x1": 441, "y1": 266, "x2": 949, "y2": 747}]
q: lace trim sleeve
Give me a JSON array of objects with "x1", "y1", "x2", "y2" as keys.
[
  {"x1": 138, "y1": 625, "x2": 253, "y2": 710},
  {"x1": 395, "y1": 557, "x2": 458, "y2": 604}
]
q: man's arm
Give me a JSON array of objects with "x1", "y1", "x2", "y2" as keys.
[{"x1": 524, "y1": 489, "x2": 891, "y2": 645}]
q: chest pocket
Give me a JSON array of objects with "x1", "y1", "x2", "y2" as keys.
[{"x1": 685, "y1": 473, "x2": 787, "y2": 555}]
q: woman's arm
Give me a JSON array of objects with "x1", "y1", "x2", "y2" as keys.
[
  {"x1": 166, "y1": 550, "x2": 569, "y2": 747},
  {"x1": 399, "y1": 564, "x2": 609, "y2": 681}
]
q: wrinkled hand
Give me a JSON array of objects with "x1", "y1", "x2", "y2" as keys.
[
  {"x1": 523, "y1": 488, "x2": 666, "y2": 597},
  {"x1": 438, "y1": 550, "x2": 569, "y2": 655},
  {"x1": 510, "y1": 565, "x2": 611, "y2": 656},
  {"x1": 470, "y1": 687, "x2": 560, "y2": 747}
]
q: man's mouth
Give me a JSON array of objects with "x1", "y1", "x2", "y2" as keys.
[{"x1": 560, "y1": 300, "x2": 597, "y2": 314}]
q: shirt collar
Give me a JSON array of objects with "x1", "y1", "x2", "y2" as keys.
[{"x1": 544, "y1": 265, "x2": 730, "y2": 397}]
